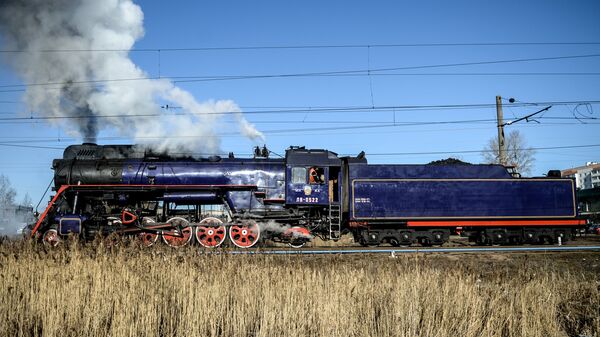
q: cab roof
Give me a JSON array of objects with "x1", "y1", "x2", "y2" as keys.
[{"x1": 285, "y1": 146, "x2": 342, "y2": 166}]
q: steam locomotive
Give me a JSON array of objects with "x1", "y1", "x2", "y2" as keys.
[{"x1": 31, "y1": 143, "x2": 585, "y2": 248}]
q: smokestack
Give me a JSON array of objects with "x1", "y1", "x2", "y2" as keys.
[{"x1": 0, "y1": 0, "x2": 264, "y2": 154}]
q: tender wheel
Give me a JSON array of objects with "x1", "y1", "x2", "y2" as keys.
[
  {"x1": 229, "y1": 221, "x2": 260, "y2": 248},
  {"x1": 137, "y1": 217, "x2": 159, "y2": 247},
  {"x1": 284, "y1": 226, "x2": 311, "y2": 248},
  {"x1": 162, "y1": 217, "x2": 192, "y2": 248},
  {"x1": 42, "y1": 229, "x2": 61, "y2": 247},
  {"x1": 418, "y1": 237, "x2": 432, "y2": 247},
  {"x1": 388, "y1": 238, "x2": 401, "y2": 247},
  {"x1": 195, "y1": 217, "x2": 227, "y2": 248}
]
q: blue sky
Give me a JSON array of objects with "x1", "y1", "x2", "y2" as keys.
[{"x1": 0, "y1": 0, "x2": 599, "y2": 206}]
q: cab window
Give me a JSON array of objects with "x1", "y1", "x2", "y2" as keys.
[
  {"x1": 291, "y1": 167, "x2": 306, "y2": 184},
  {"x1": 308, "y1": 167, "x2": 325, "y2": 184}
]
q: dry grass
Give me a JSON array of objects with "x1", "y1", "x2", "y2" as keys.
[{"x1": 0, "y1": 239, "x2": 599, "y2": 337}]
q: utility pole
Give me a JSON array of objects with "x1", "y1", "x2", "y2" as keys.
[{"x1": 495, "y1": 95, "x2": 506, "y2": 165}]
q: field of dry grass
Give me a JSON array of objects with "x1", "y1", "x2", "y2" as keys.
[{"x1": 1, "y1": 239, "x2": 599, "y2": 337}]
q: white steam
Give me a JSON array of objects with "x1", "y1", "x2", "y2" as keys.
[
  {"x1": 0, "y1": 175, "x2": 32, "y2": 238},
  {"x1": 0, "y1": 0, "x2": 264, "y2": 153},
  {"x1": 258, "y1": 221, "x2": 313, "y2": 240}
]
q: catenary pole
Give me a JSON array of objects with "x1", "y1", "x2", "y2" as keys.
[{"x1": 496, "y1": 95, "x2": 506, "y2": 164}]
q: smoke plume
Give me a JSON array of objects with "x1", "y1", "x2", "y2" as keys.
[{"x1": 0, "y1": 0, "x2": 264, "y2": 153}]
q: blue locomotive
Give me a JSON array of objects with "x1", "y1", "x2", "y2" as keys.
[{"x1": 31, "y1": 143, "x2": 584, "y2": 248}]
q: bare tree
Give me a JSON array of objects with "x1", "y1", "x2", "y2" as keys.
[
  {"x1": 21, "y1": 193, "x2": 32, "y2": 207},
  {"x1": 482, "y1": 130, "x2": 536, "y2": 175},
  {"x1": 0, "y1": 175, "x2": 35, "y2": 236},
  {"x1": 0, "y1": 174, "x2": 16, "y2": 207}
]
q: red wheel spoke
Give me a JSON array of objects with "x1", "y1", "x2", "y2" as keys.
[
  {"x1": 195, "y1": 217, "x2": 226, "y2": 248},
  {"x1": 228, "y1": 222, "x2": 260, "y2": 248},
  {"x1": 138, "y1": 218, "x2": 159, "y2": 247},
  {"x1": 162, "y1": 217, "x2": 192, "y2": 248}
]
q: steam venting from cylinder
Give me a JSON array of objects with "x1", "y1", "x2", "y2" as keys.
[{"x1": 0, "y1": 0, "x2": 264, "y2": 153}]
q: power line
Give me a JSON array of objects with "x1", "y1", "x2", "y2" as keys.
[
  {"x1": 1, "y1": 121, "x2": 596, "y2": 143},
  {"x1": 365, "y1": 72, "x2": 600, "y2": 76},
  {"x1": 0, "y1": 123, "x2": 600, "y2": 144},
  {"x1": 2, "y1": 41, "x2": 600, "y2": 53},
  {"x1": 253, "y1": 120, "x2": 495, "y2": 134},
  {"x1": 3, "y1": 72, "x2": 600, "y2": 93},
  {"x1": 0, "y1": 116, "x2": 598, "y2": 143},
  {"x1": 1, "y1": 53, "x2": 600, "y2": 91},
  {"x1": 0, "y1": 120, "x2": 499, "y2": 144},
  {"x1": 0, "y1": 143, "x2": 63, "y2": 150},
  {"x1": 0, "y1": 119, "x2": 405, "y2": 125},
  {"x1": 171, "y1": 54, "x2": 600, "y2": 84},
  {"x1": 3, "y1": 100, "x2": 600, "y2": 116},
  {"x1": 0, "y1": 100, "x2": 599, "y2": 122}
]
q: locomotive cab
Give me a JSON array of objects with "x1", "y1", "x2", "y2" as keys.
[{"x1": 285, "y1": 147, "x2": 342, "y2": 206}]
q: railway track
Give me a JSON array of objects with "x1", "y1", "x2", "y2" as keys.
[{"x1": 227, "y1": 245, "x2": 600, "y2": 255}]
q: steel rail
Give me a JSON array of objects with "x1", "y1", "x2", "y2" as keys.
[{"x1": 226, "y1": 246, "x2": 600, "y2": 255}]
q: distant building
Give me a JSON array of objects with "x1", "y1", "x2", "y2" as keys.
[
  {"x1": 561, "y1": 162, "x2": 600, "y2": 190},
  {"x1": 577, "y1": 187, "x2": 600, "y2": 219},
  {"x1": 0, "y1": 204, "x2": 34, "y2": 235},
  {"x1": 562, "y1": 162, "x2": 600, "y2": 222}
]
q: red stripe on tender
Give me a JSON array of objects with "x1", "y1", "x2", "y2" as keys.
[{"x1": 407, "y1": 219, "x2": 585, "y2": 227}]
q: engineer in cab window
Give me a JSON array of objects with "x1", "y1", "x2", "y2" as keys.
[{"x1": 308, "y1": 167, "x2": 324, "y2": 184}]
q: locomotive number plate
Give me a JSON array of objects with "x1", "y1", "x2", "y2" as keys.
[{"x1": 295, "y1": 197, "x2": 319, "y2": 203}]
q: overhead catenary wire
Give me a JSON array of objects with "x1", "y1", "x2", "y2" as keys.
[
  {"x1": 1, "y1": 53, "x2": 600, "y2": 91},
  {"x1": 2, "y1": 41, "x2": 600, "y2": 53},
  {"x1": 0, "y1": 120, "x2": 500, "y2": 145},
  {"x1": 0, "y1": 119, "x2": 498, "y2": 143},
  {"x1": 0, "y1": 100, "x2": 599, "y2": 118},
  {"x1": 2, "y1": 72, "x2": 600, "y2": 93},
  {"x1": 0, "y1": 121, "x2": 597, "y2": 145},
  {"x1": 170, "y1": 53, "x2": 600, "y2": 84},
  {"x1": 0, "y1": 143, "x2": 64, "y2": 150},
  {"x1": 0, "y1": 115, "x2": 595, "y2": 128},
  {"x1": 0, "y1": 100, "x2": 599, "y2": 122},
  {"x1": 0, "y1": 125, "x2": 596, "y2": 145}
]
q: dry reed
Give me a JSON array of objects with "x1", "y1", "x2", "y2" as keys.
[{"x1": 0, "y1": 239, "x2": 598, "y2": 337}]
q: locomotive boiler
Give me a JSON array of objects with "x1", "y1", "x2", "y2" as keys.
[{"x1": 30, "y1": 143, "x2": 585, "y2": 248}]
